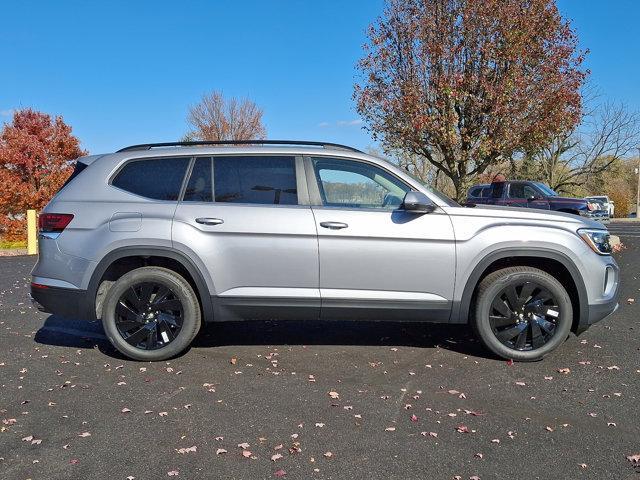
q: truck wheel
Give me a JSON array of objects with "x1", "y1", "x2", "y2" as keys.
[
  {"x1": 473, "y1": 266, "x2": 572, "y2": 362},
  {"x1": 102, "y1": 267, "x2": 201, "y2": 361}
]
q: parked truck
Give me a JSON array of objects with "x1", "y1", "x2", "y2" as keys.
[{"x1": 467, "y1": 180, "x2": 598, "y2": 219}]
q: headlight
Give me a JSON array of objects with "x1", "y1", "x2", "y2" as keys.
[{"x1": 578, "y1": 228, "x2": 612, "y2": 255}]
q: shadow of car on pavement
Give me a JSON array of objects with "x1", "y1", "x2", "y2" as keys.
[{"x1": 34, "y1": 314, "x2": 493, "y2": 360}]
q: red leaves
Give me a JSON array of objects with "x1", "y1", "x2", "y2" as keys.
[
  {"x1": 353, "y1": 0, "x2": 586, "y2": 201},
  {"x1": 0, "y1": 108, "x2": 86, "y2": 241}
]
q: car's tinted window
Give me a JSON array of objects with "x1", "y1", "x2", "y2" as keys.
[
  {"x1": 490, "y1": 182, "x2": 504, "y2": 198},
  {"x1": 312, "y1": 157, "x2": 410, "y2": 209},
  {"x1": 469, "y1": 186, "x2": 484, "y2": 198},
  {"x1": 508, "y1": 183, "x2": 539, "y2": 199},
  {"x1": 183, "y1": 157, "x2": 213, "y2": 202},
  {"x1": 214, "y1": 156, "x2": 297, "y2": 205},
  {"x1": 112, "y1": 157, "x2": 190, "y2": 200}
]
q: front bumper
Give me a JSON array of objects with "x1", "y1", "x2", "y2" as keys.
[
  {"x1": 31, "y1": 283, "x2": 90, "y2": 319},
  {"x1": 587, "y1": 299, "x2": 619, "y2": 325}
]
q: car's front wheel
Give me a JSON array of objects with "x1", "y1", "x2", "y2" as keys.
[
  {"x1": 102, "y1": 267, "x2": 201, "y2": 361},
  {"x1": 473, "y1": 266, "x2": 573, "y2": 362}
]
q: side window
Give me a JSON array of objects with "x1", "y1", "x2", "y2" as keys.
[
  {"x1": 490, "y1": 183, "x2": 504, "y2": 198},
  {"x1": 312, "y1": 157, "x2": 410, "y2": 209},
  {"x1": 112, "y1": 157, "x2": 190, "y2": 200},
  {"x1": 183, "y1": 157, "x2": 213, "y2": 202},
  {"x1": 468, "y1": 187, "x2": 481, "y2": 198},
  {"x1": 508, "y1": 183, "x2": 538, "y2": 199},
  {"x1": 508, "y1": 183, "x2": 526, "y2": 199},
  {"x1": 213, "y1": 156, "x2": 297, "y2": 205}
]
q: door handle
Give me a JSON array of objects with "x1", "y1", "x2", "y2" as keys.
[
  {"x1": 195, "y1": 217, "x2": 224, "y2": 226},
  {"x1": 320, "y1": 221, "x2": 348, "y2": 230}
]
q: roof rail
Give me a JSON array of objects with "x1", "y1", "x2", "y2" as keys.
[{"x1": 116, "y1": 140, "x2": 363, "y2": 153}]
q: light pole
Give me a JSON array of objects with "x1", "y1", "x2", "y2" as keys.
[{"x1": 637, "y1": 147, "x2": 640, "y2": 216}]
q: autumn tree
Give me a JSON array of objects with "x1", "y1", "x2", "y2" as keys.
[
  {"x1": 0, "y1": 109, "x2": 86, "y2": 241},
  {"x1": 355, "y1": 0, "x2": 587, "y2": 201},
  {"x1": 530, "y1": 102, "x2": 640, "y2": 193},
  {"x1": 185, "y1": 91, "x2": 266, "y2": 142}
]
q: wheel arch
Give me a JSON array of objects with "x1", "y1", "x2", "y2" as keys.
[
  {"x1": 453, "y1": 248, "x2": 588, "y2": 331},
  {"x1": 86, "y1": 246, "x2": 213, "y2": 323}
]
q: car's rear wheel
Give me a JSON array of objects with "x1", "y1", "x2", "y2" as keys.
[
  {"x1": 473, "y1": 266, "x2": 572, "y2": 362},
  {"x1": 102, "y1": 267, "x2": 201, "y2": 361}
]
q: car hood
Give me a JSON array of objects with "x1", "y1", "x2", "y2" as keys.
[
  {"x1": 445, "y1": 204, "x2": 603, "y2": 229},
  {"x1": 548, "y1": 196, "x2": 588, "y2": 205}
]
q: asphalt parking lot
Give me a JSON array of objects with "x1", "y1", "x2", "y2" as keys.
[{"x1": 1, "y1": 222, "x2": 639, "y2": 480}]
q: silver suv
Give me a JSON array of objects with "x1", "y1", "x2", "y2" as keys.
[{"x1": 31, "y1": 141, "x2": 620, "y2": 362}]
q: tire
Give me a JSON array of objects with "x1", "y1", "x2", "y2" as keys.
[
  {"x1": 102, "y1": 267, "x2": 201, "y2": 361},
  {"x1": 472, "y1": 266, "x2": 573, "y2": 362}
]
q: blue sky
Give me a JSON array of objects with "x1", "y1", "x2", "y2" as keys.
[{"x1": 1, "y1": 0, "x2": 639, "y2": 154}]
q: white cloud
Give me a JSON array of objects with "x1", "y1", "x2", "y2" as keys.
[
  {"x1": 337, "y1": 119, "x2": 363, "y2": 126},
  {"x1": 319, "y1": 119, "x2": 363, "y2": 128},
  {"x1": 0, "y1": 109, "x2": 14, "y2": 117}
]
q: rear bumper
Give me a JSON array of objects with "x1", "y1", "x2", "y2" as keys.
[{"x1": 30, "y1": 283, "x2": 90, "y2": 319}]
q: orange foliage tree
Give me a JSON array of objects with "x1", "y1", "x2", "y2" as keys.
[
  {"x1": 0, "y1": 109, "x2": 86, "y2": 241},
  {"x1": 354, "y1": 0, "x2": 587, "y2": 201}
]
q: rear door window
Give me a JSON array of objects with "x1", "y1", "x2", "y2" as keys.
[
  {"x1": 490, "y1": 183, "x2": 504, "y2": 198},
  {"x1": 112, "y1": 157, "x2": 190, "y2": 200},
  {"x1": 213, "y1": 156, "x2": 298, "y2": 205},
  {"x1": 183, "y1": 157, "x2": 213, "y2": 202}
]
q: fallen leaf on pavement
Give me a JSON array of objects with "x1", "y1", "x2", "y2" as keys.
[
  {"x1": 176, "y1": 446, "x2": 197, "y2": 454},
  {"x1": 627, "y1": 453, "x2": 640, "y2": 463}
]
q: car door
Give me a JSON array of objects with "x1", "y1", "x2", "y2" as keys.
[
  {"x1": 306, "y1": 156, "x2": 455, "y2": 322},
  {"x1": 172, "y1": 155, "x2": 319, "y2": 321},
  {"x1": 506, "y1": 183, "x2": 550, "y2": 210}
]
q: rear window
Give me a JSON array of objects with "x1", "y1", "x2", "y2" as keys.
[
  {"x1": 58, "y1": 161, "x2": 88, "y2": 192},
  {"x1": 213, "y1": 156, "x2": 297, "y2": 205},
  {"x1": 112, "y1": 157, "x2": 190, "y2": 200},
  {"x1": 468, "y1": 186, "x2": 484, "y2": 198}
]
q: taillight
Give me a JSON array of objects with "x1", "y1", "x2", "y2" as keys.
[{"x1": 38, "y1": 213, "x2": 74, "y2": 233}]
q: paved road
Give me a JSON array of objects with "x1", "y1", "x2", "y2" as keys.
[
  {"x1": 607, "y1": 221, "x2": 640, "y2": 240},
  {"x1": 0, "y1": 232, "x2": 639, "y2": 479}
]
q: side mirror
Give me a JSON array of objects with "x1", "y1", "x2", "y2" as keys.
[{"x1": 402, "y1": 191, "x2": 436, "y2": 214}]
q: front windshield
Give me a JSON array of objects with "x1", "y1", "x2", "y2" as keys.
[
  {"x1": 402, "y1": 169, "x2": 460, "y2": 207},
  {"x1": 535, "y1": 182, "x2": 558, "y2": 196}
]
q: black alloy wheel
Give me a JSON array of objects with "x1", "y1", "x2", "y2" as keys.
[
  {"x1": 114, "y1": 281, "x2": 184, "y2": 350},
  {"x1": 488, "y1": 281, "x2": 560, "y2": 351}
]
